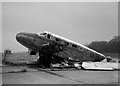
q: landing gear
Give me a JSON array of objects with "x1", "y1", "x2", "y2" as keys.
[{"x1": 36, "y1": 53, "x2": 52, "y2": 68}]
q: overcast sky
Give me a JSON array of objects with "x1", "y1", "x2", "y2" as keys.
[{"x1": 2, "y1": 2, "x2": 118, "y2": 52}]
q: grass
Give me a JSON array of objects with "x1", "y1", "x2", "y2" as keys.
[
  {"x1": 2, "y1": 52, "x2": 119, "y2": 64},
  {"x1": 1, "y1": 52, "x2": 38, "y2": 66},
  {"x1": 6, "y1": 52, "x2": 38, "y2": 61}
]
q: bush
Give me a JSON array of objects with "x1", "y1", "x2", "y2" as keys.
[
  {"x1": 4, "y1": 49, "x2": 12, "y2": 57},
  {"x1": 2, "y1": 49, "x2": 12, "y2": 65},
  {"x1": 87, "y1": 36, "x2": 120, "y2": 53}
]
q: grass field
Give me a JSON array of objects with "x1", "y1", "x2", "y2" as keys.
[{"x1": 1, "y1": 52, "x2": 119, "y2": 64}]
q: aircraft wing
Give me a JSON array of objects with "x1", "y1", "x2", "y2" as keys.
[
  {"x1": 53, "y1": 47, "x2": 92, "y2": 62},
  {"x1": 41, "y1": 41, "x2": 104, "y2": 62},
  {"x1": 41, "y1": 42, "x2": 90, "y2": 62}
]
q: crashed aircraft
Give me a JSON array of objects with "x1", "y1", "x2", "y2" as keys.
[{"x1": 16, "y1": 31, "x2": 107, "y2": 68}]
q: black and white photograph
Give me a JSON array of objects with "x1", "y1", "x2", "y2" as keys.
[{"x1": 0, "y1": 0, "x2": 119, "y2": 85}]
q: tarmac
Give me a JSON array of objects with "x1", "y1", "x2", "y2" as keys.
[
  {"x1": 1, "y1": 53, "x2": 119, "y2": 84},
  {"x1": 1, "y1": 65, "x2": 119, "y2": 84}
]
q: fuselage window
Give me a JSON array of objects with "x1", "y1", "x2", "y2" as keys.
[
  {"x1": 64, "y1": 41, "x2": 69, "y2": 46},
  {"x1": 43, "y1": 33, "x2": 46, "y2": 35},
  {"x1": 40, "y1": 33, "x2": 46, "y2": 35},
  {"x1": 40, "y1": 33, "x2": 47, "y2": 38},
  {"x1": 72, "y1": 44, "x2": 77, "y2": 48},
  {"x1": 47, "y1": 34, "x2": 51, "y2": 39},
  {"x1": 56, "y1": 38, "x2": 59, "y2": 41}
]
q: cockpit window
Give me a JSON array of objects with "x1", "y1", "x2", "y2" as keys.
[
  {"x1": 40, "y1": 33, "x2": 47, "y2": 35},
  {"x1": 47, "y1": 34, "x2": 51, "y2": 39}
]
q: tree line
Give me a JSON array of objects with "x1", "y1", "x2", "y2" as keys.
[{"x1": 87, "y1": 36, "x2": 120, "y2": 53}]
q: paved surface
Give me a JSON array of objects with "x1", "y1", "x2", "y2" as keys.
[
  {"x1": 1, "y1": 53, "x2": 119, "y2": 84},
  {"x1": 1, "y1": 65, "x2": 119, "y2": 84}
]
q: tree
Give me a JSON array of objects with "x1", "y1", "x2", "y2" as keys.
[
  {"x1": 4, "y1": 49, "x2": 12, "y2": 57},
  {"x1": 2, "y1": 49, "x2": 12, "y2": 64},
  {"x1": 88, "y1": 41, "x2": 107, "y2": 53},
  {"x1": 87, "y1": 36, "x2": 120, "y2": 53}
]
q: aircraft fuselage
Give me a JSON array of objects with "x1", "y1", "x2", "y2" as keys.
[{"x1": 16, "y1": 31, "x2": 105, "y2": 63}]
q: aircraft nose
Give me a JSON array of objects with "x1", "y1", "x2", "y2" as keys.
[{"x1": 16, "y1": 32, "x2": 28, "y2": 43}]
